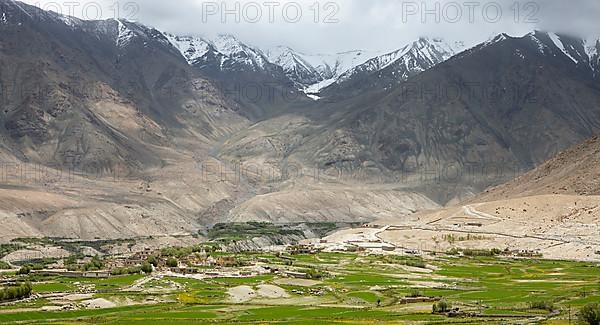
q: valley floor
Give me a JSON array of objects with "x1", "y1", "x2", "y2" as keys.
[{"x1": 0, "y1": 251, "x2": 598, "y2": 324}]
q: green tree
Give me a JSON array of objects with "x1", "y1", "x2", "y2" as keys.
[
  {"x1": 0, "y1": 261, "x2": 12, "y2": 270},
  {"x1": 0, "y1": 282, "x2": 32, "y2": 302},
  {"x1": 433, "y1": 300, "x2": 451, "y2": 313},
  {"x1": 146, "y1": 255, "x2": 158, "y2": 267},
  {"x1": 17, "y1": 265, "x2": 31, "y2": 275},
  {"x1": 580, "y1": 303, "x2": 600, "y2": 325},
  {"x1": 166, "y1": 258, "x2": 178, "y2": 268},
  {"x1": 83, "y1": 255, "x2": 104, "y2": 271},
  {"x1": 141, "y1": 262, "x2": 153, "y2": 274},
  {"x1": 64, "y1": 255, "x2": 77, "y2": 265}
]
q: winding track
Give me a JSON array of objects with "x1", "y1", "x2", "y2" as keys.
[{"x1": 373, "y1": 205, "x2": 600, "y2": 250}]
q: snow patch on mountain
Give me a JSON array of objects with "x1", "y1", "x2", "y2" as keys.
[
  {"x1": 265, "y1": 45, "x2": 385, "y2": 92},
  {"x1": 305, "y1": 50, "x2": 385, "y2": 92},
  {"x1": 265, "y1": 46, "x2": 324, "y2": 85},
  {"x1": 321, "y1": 50, "x2": 383, "y2": 77},
  {"x1": 484, "y1": 33, "x2": 508, "y2": 46},
  {"x1": 115, "y1": 19, "x2": 135, "y2": 48},
  {"x1": 585, "y1": 38, "x2": 600, "y2": 73},
  {"x1": 266, "y1": 46, "x2": 313, "y2": 72},
  {"x1": 212, "y1": 34, "x2": 269, "y2": 70},
  {"x1": 164, "y1": 34, "x2": 211, "y2": 65},
  {"x1": 304, "y1": 78, "x2": 337, "y2": 94},
  {"x1": 329, "y1": 38, "x2": 465, "y2": 89},
  {"x1": 584, "y1": 38, "x2": 599, "y2": 60},
  {"x1": 5, "y1": 0, "x2": 33, "y2": 19},
  {"x1": 527, "y1": 33, "x2": 549, "y2": 54},
  {"x1": 272, "y1": 38, "x2": 467, "y2": 97},
  {"x1": 548, "y1": 33, "x2": 579, "y2": 63},
  {"x1": 165, "y1": 33, "x2": 272, "y2": 72},
  {"x1": 56, "y1": 14, "x2": 82, "y2": 28}
]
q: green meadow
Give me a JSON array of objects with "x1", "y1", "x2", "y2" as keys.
[{"x1": 0, "y1": 253, "x2": 598, "y2": 324}]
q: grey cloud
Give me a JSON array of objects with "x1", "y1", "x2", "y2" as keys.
[{"x1": 21, "y1": 0, "x2": 600, "y2": 52}]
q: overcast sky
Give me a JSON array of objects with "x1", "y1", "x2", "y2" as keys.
[{"x1": 21, "y1": 0, "x2": 600, "y2": 53}]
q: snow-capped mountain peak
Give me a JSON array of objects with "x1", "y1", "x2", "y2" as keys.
[
  {"x1": 101, "y1": 19, "x2": 173, "y2": 51},
  {"x1": 265, "y1": 46, "x2": 319, "y2": 74},
  {"x1": 471, "y1": 31, "x2": 600, "y2": 79},
  {"x1": 211, "y1": 34, "x2": 270, "y2": 70},
  {"x1": 266, "y1": 46, "x2": 385, "y2": 92},
  {"x1": 164, "y1": 33, "x2": 212, "y2": 65},
  {"x1": 265, "y1": 37, "x2": 468, "y2": 96},
  {"x1": 525, "y1": 31, "x2": 600, "y2": 70},
  {"x1": 313, "y1": 37, "x2": 466, "y2": 94},
  {"x1": 265, "y1": 46, "x2": 323, "y2": 85},
  {"x1": 165, "y1": 33, "x2": 273, "y2": 73},
  {"x1": 115, "y1": 19, "x2": 135, "y2": 48}
]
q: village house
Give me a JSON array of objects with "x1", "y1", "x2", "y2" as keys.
[
  {"x1": 215, "y1": 256, "x2": 238, "y2": 267},
  {"x1": 287, "y1": 244, "x2": 320, "y2": 255},
  {"x1": 106, "y1": 256, "x2": 145, "y2": 269},
  {"x1": 281, "y1": 270, "x2": 308, "y2": 279},
  {"x1": 170, "y1": 267, "x2": 200, "y2": 275},
  {"x1": 132, "y1": 249, "x2": 155, "y2": 260}
]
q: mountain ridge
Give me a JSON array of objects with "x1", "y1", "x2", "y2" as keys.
[{"x1": 2, "y1": 0, "x2": 600, "y2": 240}]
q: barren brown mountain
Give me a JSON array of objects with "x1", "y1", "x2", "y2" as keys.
[
  {"x1": 476, "y1": 134, "x2": 600, "y2": 201},
  {"x1": 358, "y1": 135, "x2": 600, "y2": 261},
  {"x1": 2, "y1": 1, "x2": 600, "y2": 247}
]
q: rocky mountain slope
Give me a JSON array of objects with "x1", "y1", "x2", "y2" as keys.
[
  {"x1": 218, "y1": 31, "x2": 600, "y2": 204},
  {"x1": 355, "y1": 31, "x2": 600, "y2": 171},
  {"x1": 2, "y1": 1, "x2": 600, "y2": 241},
  {"x1": 0, "y1": 0, "x2": 248, "y2": 170},
  {"x1": 264, "y1": 39, "x2": 466, "y2": 98},
  {"x1": 165, "y1": 33, "x2": 283, "y2": 78},
  {"x1": 164, "y1": 33, "x2": 313, "y2": 120},
  {"x1": 319, "y1": 38, "x2": 466, "y2": 99},
  {"x1": 476, "y1": 134, "x2": 600, "y2": 201},
  {"x1": 151, "y1": 31, "x2": 468, "y2": 110},
  {"x1": 364, "y1": 135, "x2": 600, "y2": 262},
  {"x1": 0, "y1": 0, "x2": 250, "y2": 240},
  {"x1": 264, "y1": 46, "x2": 382, "y2": 92},
  {"x1": 0, "y1": 1, "x2": 439, "y2": 239}
]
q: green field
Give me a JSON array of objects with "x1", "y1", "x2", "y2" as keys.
[{"x1": 1, "y1": 253, "x2": 598, "y2": 324}]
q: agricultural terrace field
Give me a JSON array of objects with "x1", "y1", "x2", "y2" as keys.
[{"x1": 0, "y1": 253, "x2": 598, "y2": 324}]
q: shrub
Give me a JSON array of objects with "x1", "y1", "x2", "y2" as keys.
[
  {"x1": 166, "y1": 258, "x2": 178, "y2": 268},
  {"x1": 408, "y1": 290, "x2": 423, "y2": 298},
  {"x1": 433, "y1": 300, "x2": 451, "y2": 313},
  {"x1": 17, "y1": 266, "x2": 31, "y2": 275},
  {"x1": 64, "y1": 255, "x2": 77, "y2": 266},
  {"x1": 579, "y1": 303, "x2": 600, "y2": 325},
  {"x1": 490, "y1": 248, "x2": 503, "y2": 255},
  {"x1": 141, "y1": 262, "x2": 153, "y2": 274},
  {"x1": 528, "y1": 300, "x2": 555, "y2": 311},
  {"x1": 0, "y1": 282, "x2": 32, "y2": 302},
  {"x1": 462, "y1": 249, "x2": 496, "y2": 256},
  {"x1": 446, "y1": 248, "x2": 460, "y2": 255},
  {"x1": 146, "y1": 255, "x2": 158, "y2": 267},
  {"x1": 110, "y1": 267, "x2": 142, "y2": 275},
  {"x1": 304, "y1": 268, "x2": 326, "y2": 279}
]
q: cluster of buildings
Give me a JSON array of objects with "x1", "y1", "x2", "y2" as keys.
[{"x1": 106, "y1": 249, "x2": 241, "y2": 272}]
